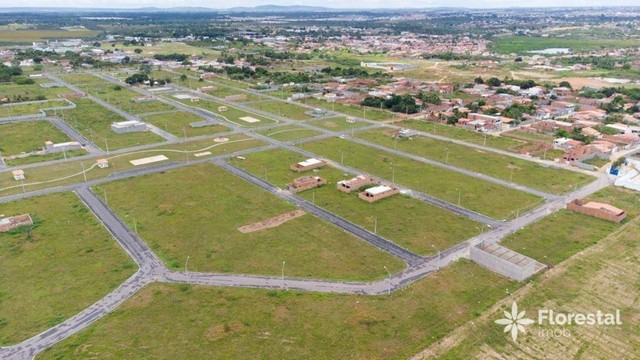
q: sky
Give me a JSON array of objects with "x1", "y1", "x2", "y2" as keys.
[{"x1": 5, "y1": 0, "x2": 640, "y2": 8}]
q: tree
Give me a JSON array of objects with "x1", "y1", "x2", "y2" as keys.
[
  {"x1": 134, "y1": 48, "x2": 143, "y2": 54},
  {"x1": 558, "y1": 81, "x2": 572, "y2": 89},
  {"x1": 474, "y1": 76, "x2": 484, "y2": 84},
  {"x1": 486, "y1": 77, "x2": 501, "y2": 87},
  {"x1": 180, "y1": 74, "x2": 188, "y2": 81},
  {"x1": 124, "y1": 73, "x2": 149, "y2": 85},
  {"x1": 612, "y1": 157, "x2": 626, "y2": 169}
]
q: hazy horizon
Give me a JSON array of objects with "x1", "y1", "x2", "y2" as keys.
[{"x1": 2, "y1": 0, "x2": 640, "y2": 10}]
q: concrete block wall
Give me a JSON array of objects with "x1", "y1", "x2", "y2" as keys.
[{"x1": 469, "y1": 244, "x2": 536, "y2": 281}]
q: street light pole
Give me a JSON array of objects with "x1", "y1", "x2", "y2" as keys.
[
  {"x1": 185, "y1": 256, "x2": 190, "y2": 274},
  {"x1": 384, "y1": 266, "x2": 391, "y2": 295},
  {"x1": 432, "y1": 245, "x2": 441, "y2": 269},
  {"x1": 445, "y1": 148, "x2": 449, "y2": 164},
  {"x1": 456, "y1": 188, "x2": 461, "y2": 206}
]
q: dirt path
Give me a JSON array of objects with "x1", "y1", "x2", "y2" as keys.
[{"x1": 237, "y1": 209, "x2": 306, "y2": 233}]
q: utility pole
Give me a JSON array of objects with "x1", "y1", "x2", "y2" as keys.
[
  {"x1": 384, "y1": 266, "x2": 391, "y2": 295},
  {"x1": 374, "y1": 217, "x2": 378, "y2": 234},
  {"x1": 281, "y1": 261, "x2": 286, "y2": 289}
]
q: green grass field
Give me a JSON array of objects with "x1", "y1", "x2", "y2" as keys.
[
  {"x1": 0, "y1": 192, "x2": 136, "y2": 345},
  {"x1": 0, "y1": 134, "x2": 264, "y2": 197},
  {"x1": 501, "y1": 186, "x2": 640, "y2": 265},
  {"x1": 430, "y1": 201, "x2": 640, "y2": 359},
  {"x1": 355, "y1": 129, "x2": 593, "y2": 194},
  {"x1": 52, "y1": 98, "x2": 164, "y2": 151},
  {"x1": 61, "y1": 73, "x2": 177, "y2": 114},
  {"x1": 168, "y1": 96, "x2": 277, "y2": 127},
  {"x1": 248, "y1": 100, "x2": 313, "y2": 121},
  {"x1": 0, "y1": 82, "x2": 71, "y2": 102},
  {"x1": 95, "y1": 162, "x2": 405, "y2": 280},
  {"x1": 0, "y1": 100, "x2": 68, "y2": 117},
  {"x1": 0, "y1": 120, "x2": 87, "y2": 166},
  {"x1": 0, "y1": 121, "x2": 71, "y2": 156},
  {"x1": 307, "y1": 116, "x2": 371, "y2": 132},
  {"x1": 256, "y1": 125, "x2": 322, "y2": 142},
  {"x1": 140, "y1": 111, "x2": 230, "y2": 138},
  {"x1": 300, "y1": 97, "x2": 395, "y2": 121},
  {"x1": 231, "y1": 149, "x2": 479, "y2": 256},
  {"x1": 397, "y1": 120, "x2": 525, "y2": 151},
  {"x1": 492, "y1": 36, "x2": 640, "y2": 54},
  {"x1": 300, "y1": 138, "x2": 543, "y2": 220},
  {"x1": 38, "y1": 259, "x2": 514, "y2": 360}
]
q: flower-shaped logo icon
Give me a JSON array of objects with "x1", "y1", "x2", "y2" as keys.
[{"x1": 495, "y1": 301, "x2": 535, "y2": 341}]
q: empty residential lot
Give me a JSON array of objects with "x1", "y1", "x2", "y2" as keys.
[
  {"x1": 256, "y1": 125, "x2": 323, "y2": 142},
  {"x1": 397, "y1": 120, "x2": 525, "y2": 151},
  {"x1": 51, "y1": 98, "x2": 164, "y2": 150},
  {"x1": 247, "y1": 100, "x2": 313, "y2": 120},
  {"x1": 61, "y1": 73, "x2": 176, "y2": 114},
  {"x1": 300, "y1": 138, "x2": 543, "y2": 220},
  {"x1": 38, "y1": 260, "x2": 514, "y2": 360},
  {"x1": 501, "y1": 186, "x2": 640, "y2": 266},
  {"x1": 0, "y1": 192, "x2": 135, "y2": 346},
  {"x1": 231, "y1": 148, "x2": 480, "y2": 256},
  {"x1": 0, "y1": 100, "x2": 68, "y2": 117},
  {"x1": 300, "y1": 97, "x2": 395, "y2": 121},
  {"x1": 0, "y1": 82, "x2": 71, "y2": 102},
  {"x1": 140, "y1": 111, "x2": 230, "y2": 138},
  {"x1": 94, "y1": 162, "x2": 405, "y2": 280},
  {"x1": 169, "y1": 96, "x2": 277, "y2": 128},
  {"x1": 307, "y1": 116, "x2": 371, "y2": 132},
  {"x1": 0, "y1": 120, "x2": 86, "y2": 166},
  {"x1": 355, "y1": 129, "x2": 593, "y2": 194}
]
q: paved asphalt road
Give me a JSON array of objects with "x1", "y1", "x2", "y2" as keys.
[{"x1": 46, "y1": 117, "x2": 103, "y2": 154}]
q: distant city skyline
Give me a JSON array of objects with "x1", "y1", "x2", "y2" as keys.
[{"x1": 4, "y1": 0, "x2": 640, "y2": 9}]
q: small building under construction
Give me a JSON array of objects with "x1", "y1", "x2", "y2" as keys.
[
  {"x1": 290, "y1": 158, "x2": 327, "y2": 172},
  {"x1": 44, "y1": 141, "x2": 83, "y2": 154},
  {"x1": 0, "y1": 214, "x2": 33, "y2": 233},
  {"x1": 337, "y1": 175, "x2": 378, "y2": 193},
  {"x1": 111, "y1": 120, "x2": 147, "y2": 134},
  {"x1": 12, "y1": 170, "x2": 25, "y2": 181},
  {"x1": 567, "y1": 199, "x2": 626, "y2": 223},
  {"x1": 359, "y1": 185, "x2": 399, "y2": 203},
  {"x1": 96, "y1": 158, "x2": 109, "y2": 169},
  {"x1": 289, "y1": 176, "x2": 327, "y2": 193}
]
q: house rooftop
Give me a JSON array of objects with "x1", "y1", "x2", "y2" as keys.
[
  {"x1": 364, "y1": 185, "x2": 393, "y2": 196},
  {"x1": 298, "y1": 158, "x2": 323, "y2": 167}
]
